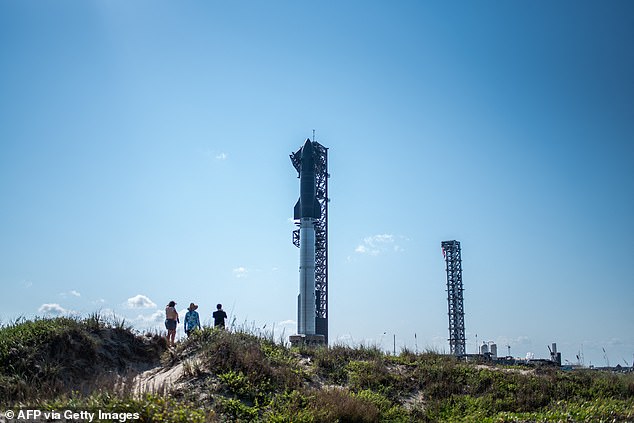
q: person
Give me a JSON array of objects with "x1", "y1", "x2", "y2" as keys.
[
  {"x1": 184, "y1": 302, "x2": 201, "y2": 337},
  {"x1": 165, "y1": 300, "x2": 179, "y2": 346},
  {"x1": 212, "y1": 303, "x2": 227, "y2": 329}
]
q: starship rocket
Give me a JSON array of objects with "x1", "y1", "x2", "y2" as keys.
[{"x1": 293, "y1": 139, "x2": 321, "y2": 335}]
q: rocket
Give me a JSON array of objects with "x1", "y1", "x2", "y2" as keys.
[{"x1": 293, "y1": 139, "x2": 321, "y2": 335}]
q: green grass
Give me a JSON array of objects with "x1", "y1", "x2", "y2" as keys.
[
  {"x1": 37, "y1": 392, "x2": 211, "y2": 423},
  {"x1": 0, "y1": 314, "x2": 165, "y2": 405},
  {"x1": 3, "y1": 317, "x2": 634, "y2": 422}
]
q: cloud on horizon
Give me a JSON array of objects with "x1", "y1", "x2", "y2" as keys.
[
  {"x1": 126, "y1": 294, "x2": 157, "y2": 309},
  {"x1": 135, "y1": 310, "x2": 164, "y2": 324},
  {"x1": 38, "y1": 303, "x2": 70, "y2": 316}
]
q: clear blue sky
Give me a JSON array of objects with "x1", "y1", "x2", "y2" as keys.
[{"x1": 1, "y1": 1, "x2": 632, "y2": 367}]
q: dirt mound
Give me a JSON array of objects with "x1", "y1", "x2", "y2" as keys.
[
  {"x1": 50, "y1": 327, "x2": 164, "y2": 382},
  {"x1": 0, "y1": 318, "x2": 166, "y2": 403}
]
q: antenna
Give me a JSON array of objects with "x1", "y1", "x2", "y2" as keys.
[
  {"x1": 312, "y1": 129, "x2": 316, "y2": 142},
  {"x1": 579, "y1": 344, "x2": 586, "y2": 366}
]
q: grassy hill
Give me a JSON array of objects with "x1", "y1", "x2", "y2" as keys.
[{"x1": 1, "y1": 316, "x2": 633, "y2": 422}]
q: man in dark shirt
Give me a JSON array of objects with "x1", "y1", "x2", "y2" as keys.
[{"x1": 213, "y1": 303, "x2": 227, "y2": 328}]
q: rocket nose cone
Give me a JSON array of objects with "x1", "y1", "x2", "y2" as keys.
[{"x1": 302, "y1": 139, "x2": 313, "y2": 155}]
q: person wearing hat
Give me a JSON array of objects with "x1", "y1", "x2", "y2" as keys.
[
  {"x1": 184, "y1": 302, "x2": 201, "y2": 337},
  {"x1": 165, "y1": 300, "x2": 179, "y2": 346}
]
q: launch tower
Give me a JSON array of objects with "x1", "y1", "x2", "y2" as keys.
[
  {"x1": 290, "y1": 137, "x2": 329, "y2": 345},
  {"x1": 442, "y1": 240, "x2": 466, "y2": 356}
]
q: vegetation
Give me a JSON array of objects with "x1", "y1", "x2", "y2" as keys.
[
  {"x1": 0, "y1": 314, "x2": 165, "y2": 403},
  {"x1": 1, "y1": 316, "x2": 633, "y2": 422}
]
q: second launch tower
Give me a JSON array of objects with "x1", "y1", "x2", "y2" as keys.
[{"x1": 442, "y1": 240, "x2": 466, "y2": 356}]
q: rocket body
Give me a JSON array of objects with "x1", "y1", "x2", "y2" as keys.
[
  {"x1": 298, "y1": 219, "x2": 316, "y2": 334},
  {"x1": 293, "y1": 139, "x2": 321, "y2": 336}
]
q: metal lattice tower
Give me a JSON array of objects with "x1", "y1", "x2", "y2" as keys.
[
  {"x1": 442, "y1": 240, "x2": 465, "y2": 356},
  {"x1": 291, "y1": 140, "x2": 329, "y2": 343}
]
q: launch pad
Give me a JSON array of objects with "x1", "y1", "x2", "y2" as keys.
[{"x1": 289, "y1": 334, "x2": 325, "y2": 347}]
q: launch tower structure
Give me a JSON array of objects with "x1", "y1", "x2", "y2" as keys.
[
  {"x1": 442, "y1": 240, "x2": 466, "y2": 356},
  {"x1": 290, "y1": 138, "x2": 329, "y2": 344}
]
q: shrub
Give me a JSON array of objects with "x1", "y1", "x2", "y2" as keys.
[
  {"x1": 312, "y1": 343, "x2": 383, "y2": 384},
  {"x1": 0, "y1": 315, "x2": 164, "y2": 405},
  {"x1": 347, "y1": 359, "x2": 393, "y2": 394},
  {"x1": 41, "y1": 393, "x2": 212, "y2": 423},
  {"x1": 311, "y1": 388, "x2": 380, "y2": 423},
  {"x1": 195, "y1": 328, "x2": 302, "y2": 398},
  {"x1": 216, "y1": 397, "x2": 258, "y2": 421}
]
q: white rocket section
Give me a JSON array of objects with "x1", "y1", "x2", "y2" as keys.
[{"x1": 298, "y1": 217, "x2": 316, "y2": 335}]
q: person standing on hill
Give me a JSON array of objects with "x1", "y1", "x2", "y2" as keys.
[
  {"x1": 165, "y1": 300, "x2": 179, "y2": 346},
  {"x1": 184, "y1": 302, "x2": 201, "y2": 337},
  {"x1": 212, "y1": 303, "x2": 227, "y2": 329}
]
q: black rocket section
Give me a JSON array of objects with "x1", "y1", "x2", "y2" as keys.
[{"x1": 294, "y1": 139, "x2": 321, "y2": 220}]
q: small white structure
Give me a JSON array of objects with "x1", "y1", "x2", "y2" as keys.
[
  {"x1": 490, "y1": 343, "x2": 498, "y2": 359},
  {"x1": 480, "y1": 342, "x2": 489, "y2": 355}
]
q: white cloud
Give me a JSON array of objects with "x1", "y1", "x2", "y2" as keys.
[
  {"x1": 38, "y1": 303, "x2": 69, "y2": 316},
  {"x1": 233, "y1": 267, "x2": 248, "y2": 278},
  {"x1": 59, "y1": 290, "x2": 81, "y2": 298},
  {"x1": 355, "y1": 245, "x2": 368, "y2": 254},
  {"x1": 126, "y1": 294, "x2": 157, "y2": 309},
  {"x1": 278, "y1": 319, "x2": 296, "y2": 326},
  {"x1": 355, "y1": 234, "x2": 405, "y2": 256},
  {"x1": 135, "y1": 310, "x2": 164, "y2": 324},
  {"x1": 203, "y1": 149, "x2": 229, "y2": 162}
]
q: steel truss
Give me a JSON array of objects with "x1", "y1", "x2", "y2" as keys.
[
  {"x1": 291, "y1": 141, "x2": 329, "y2": 343},
  {"x1": 442, "y1": 240, "x2": 466, "y2": 356}
]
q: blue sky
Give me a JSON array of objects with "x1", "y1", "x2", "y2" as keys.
[{"x1": 1, "y1": 1, "x2": 633, "y2": 367}]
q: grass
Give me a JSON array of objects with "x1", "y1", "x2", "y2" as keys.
[
  {"x1": 2, "y1": 316, "x2": 634, "y2": 421},
  {"x1": 0, "y1": 314, "x2": 165, "y2": 405}
]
